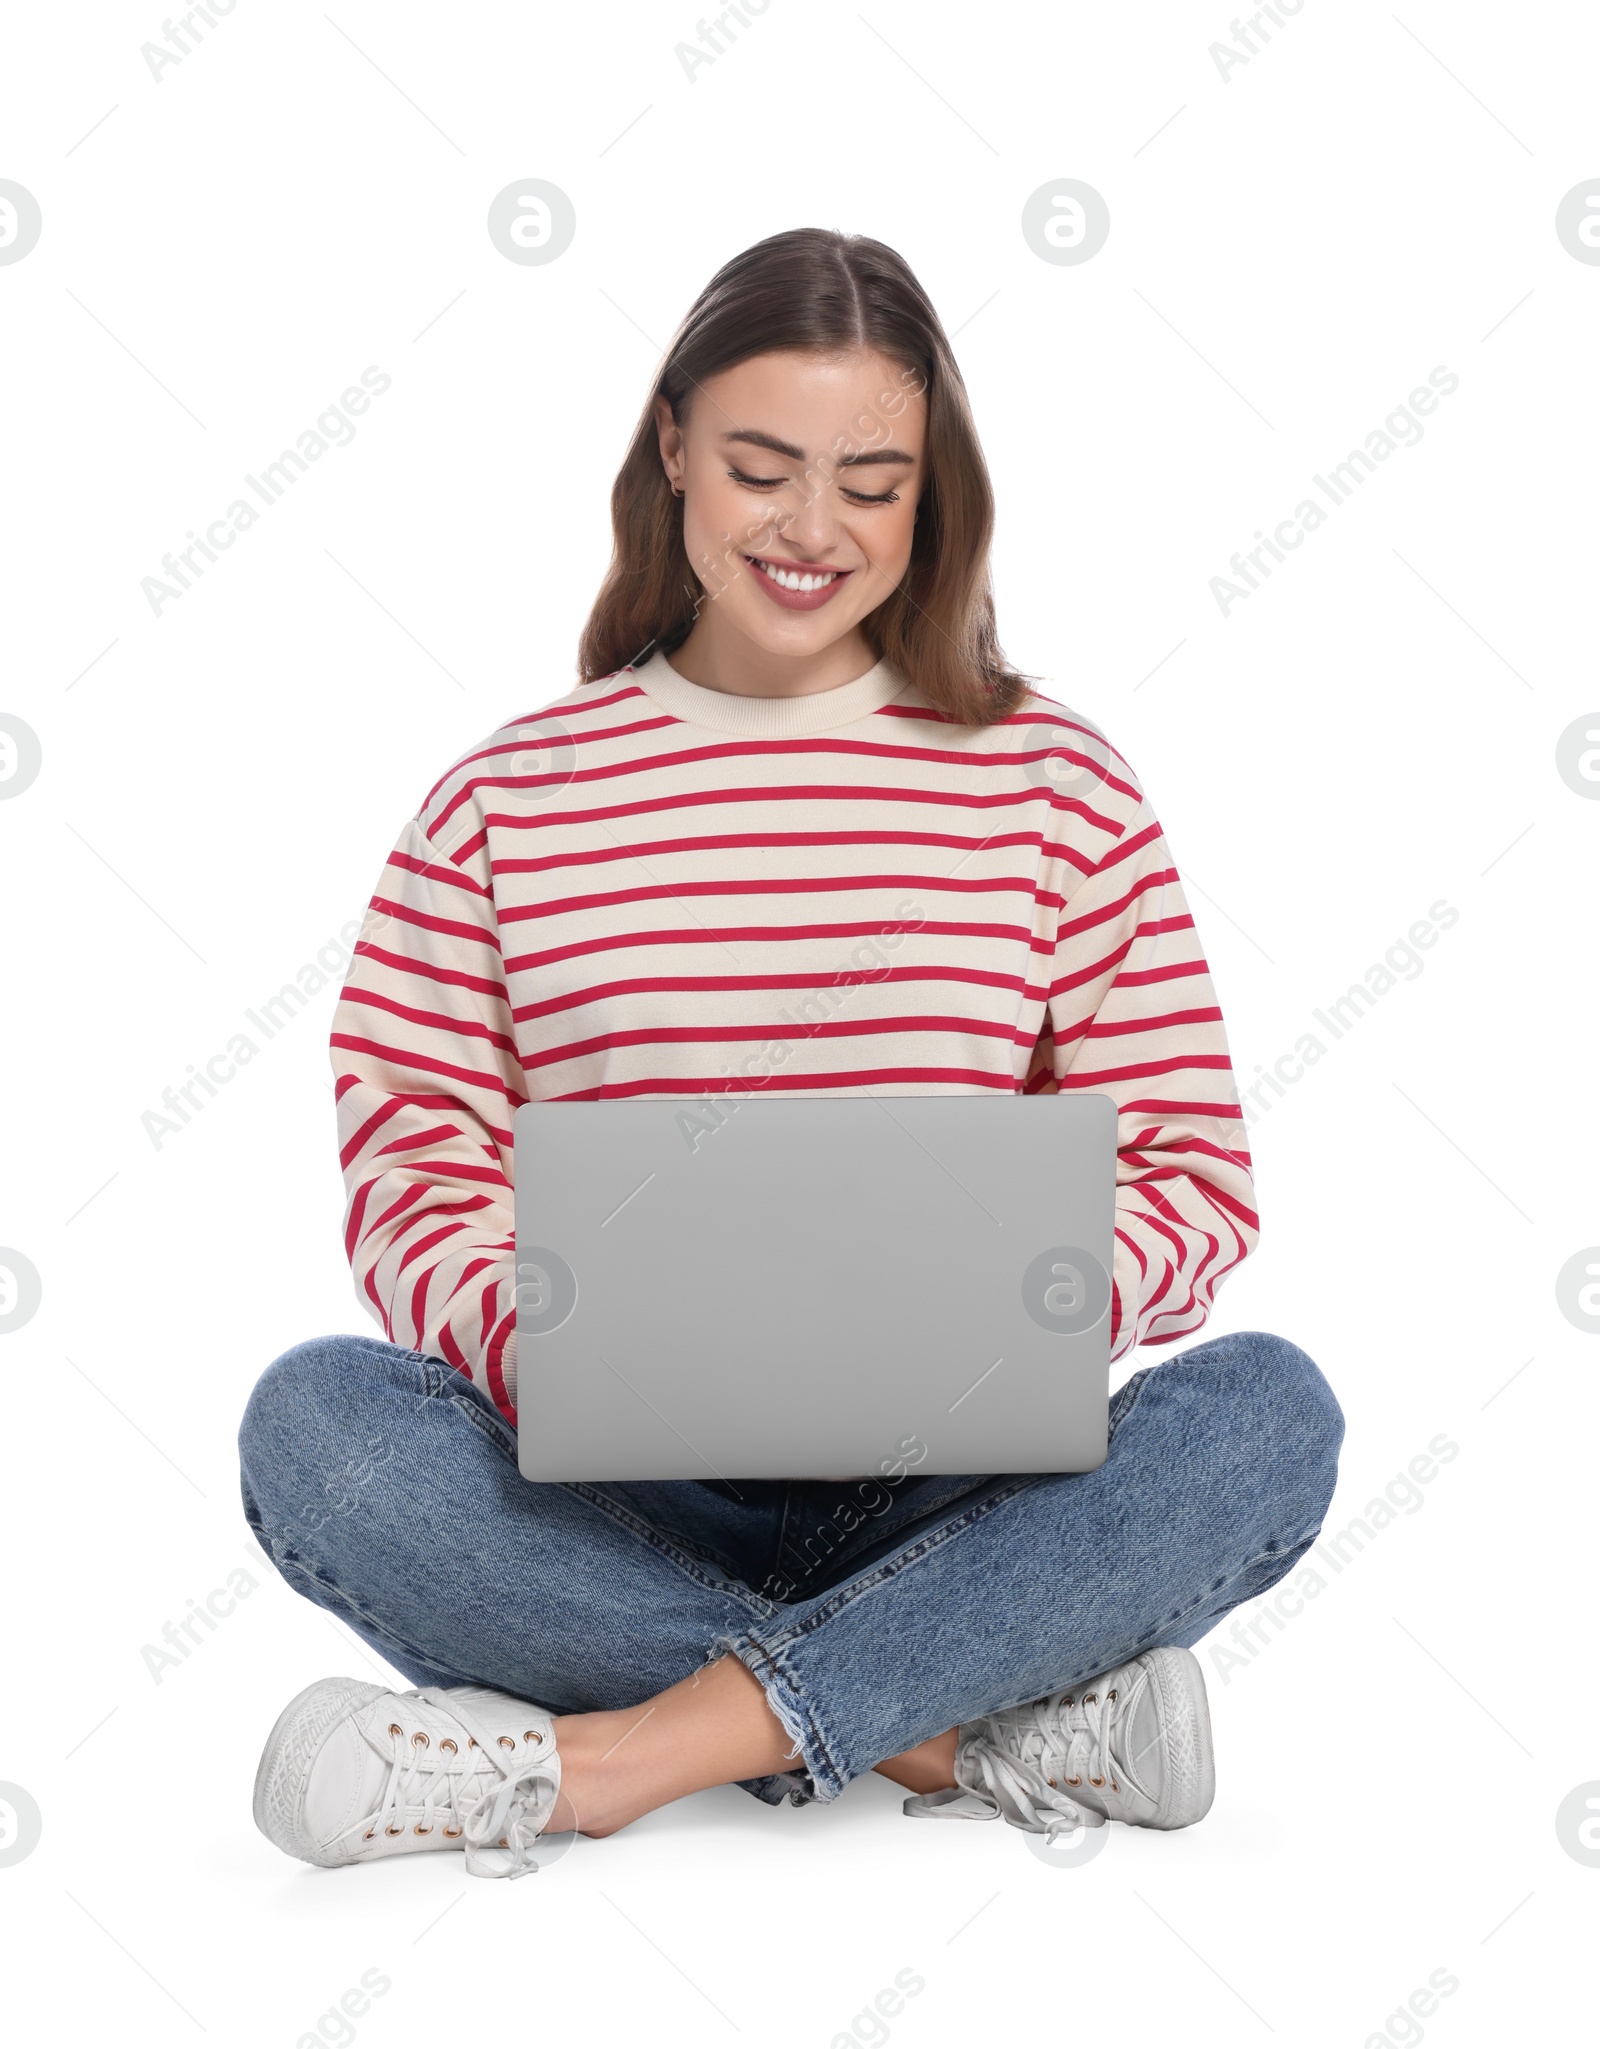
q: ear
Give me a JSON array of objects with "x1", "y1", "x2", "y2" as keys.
[{"x1": 653, "y1": 395, "x2": 685, "y2": 495}]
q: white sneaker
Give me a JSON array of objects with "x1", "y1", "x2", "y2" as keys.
[
  {"x1": 253, "y1": 1677, "x2": 563, "y2": 1879},
  {"x1": 903, "y1": 1646, "x2": 1215, "y2": 1839}
]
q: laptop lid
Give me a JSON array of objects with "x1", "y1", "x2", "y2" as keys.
[{"x1": 513, "y1": 1093, "x2": 1117, "y2": 1482}]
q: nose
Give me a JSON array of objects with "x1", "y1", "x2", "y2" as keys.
[{"x1": 769, "y1": 472, "x2": 846, "y2": 563}]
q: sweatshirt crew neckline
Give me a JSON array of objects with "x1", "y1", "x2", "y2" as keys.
[{"x1": 626, "y1": 646, "x2": 909, "y2": 736}]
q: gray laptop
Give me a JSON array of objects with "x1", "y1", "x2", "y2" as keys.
[{"x1": 513, "y1": 1093, "x2": 1117, "y2": 1483}]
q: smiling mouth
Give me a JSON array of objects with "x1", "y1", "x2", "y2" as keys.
[{"x1": 743, "y1": 553, "x2": 854, "y2": 609}]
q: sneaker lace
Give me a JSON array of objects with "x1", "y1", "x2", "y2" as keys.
[
  {"x1": 365, "y1": 1687, "x2": 561, "y2": 1879},
  {"x1": 964, "y1": 1668, "x2": 1158, "y2": 1842}
]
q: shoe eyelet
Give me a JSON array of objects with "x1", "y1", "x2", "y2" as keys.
[
  {"x1": 1089, "y1": 1776, "x2": 1105, "y2": 1788},
  {"x1": 439, "y1": 1738, "x2": 457, "y2": 1754},
  {"x1": 413, "y1": 1824, "x2": 433, "y2": 1835},
  {"x1": 363, "y1": 1829, "x2": 375, "y2": 1840},
  {"x1": 499, "y1": 1735, "x2": 515, "y2": 1750},
  {"x1": 1047, "y1": 1777, "x2": 1056, "y2": 1787},
  {"x1": 443, "y1": 1825, "x2": 462, "y2": 1838},
  {"x1": 1066, "y1": 1776, "x2": 1081, "y2": 1787},
  {"x1": 467, "y1": 1737, "x2": 478, "y2": 1748},
  {"x1": 1064, "y1": 1696, "x2": 1075, "y2": 1708},
  {"x1": 388, "y1": 1723, "x2": 403, "y2": 1737},
  {"x1": 498, "y1": 1836, "x2": 509, "y2": 1848},
  {"x1": 385, "y1": 1824, "x2": 404, "y2": 1836},
  {"x1": 1107, "y1": 1689, "x2": 1117, "y2": 1702},
  {"x1": 412, "y1": 1732, "x2": 430, "y2": 1748},
  {"x1": 525, "y1": 1729, "x2": 541, "y2": 1745},
  {"x1": 1110, "y1": 1781, "x2": 1119, "y2": 1793},
  {"x1": 1084, "y1": 1694, "x2": 1097, "y2": 1706}
]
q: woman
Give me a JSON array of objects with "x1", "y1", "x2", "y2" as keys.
[{"x1": 240, "y1": 227, "x2": 1343, "y2": 1878}]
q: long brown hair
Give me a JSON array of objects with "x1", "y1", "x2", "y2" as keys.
[{"x1": 577, "y1": 228, "x2": 1033, "y2": 728}]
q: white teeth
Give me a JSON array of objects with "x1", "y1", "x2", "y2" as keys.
[{"x1": 749, "y1": 556, "x2": 840, "y2": 593}]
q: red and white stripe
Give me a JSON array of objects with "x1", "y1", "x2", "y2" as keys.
[{"x1": 331, "y1": 653, "x2": 1259, "y2": 1425}]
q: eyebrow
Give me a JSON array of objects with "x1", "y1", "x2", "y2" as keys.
[{"x1": 721, "y1": 428, "x2": 917, "y2": 469}]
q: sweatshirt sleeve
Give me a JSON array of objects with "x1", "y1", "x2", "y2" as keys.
[
  {"x1": 1039, "y1": 754, "x2": 1259, "y2": 1365},
  {"x1": 330, "y1": 809, "x2": 527, "y2": 1423}
]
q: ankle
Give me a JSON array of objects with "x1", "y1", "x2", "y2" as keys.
[
  {"x1": 545, "y1": 1659, "x2": 803, "y2": 1835},
  {"x1": 549, "y1": 1710, "x2": 649, "y2": 1836},
  {"x1": 874, "y1": 1728, "x2": 959, "y2": 1797}
]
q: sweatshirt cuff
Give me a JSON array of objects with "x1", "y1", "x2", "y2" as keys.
[{"x1": 496, "y1": 1324, "x2": 518, "y2": 1424}]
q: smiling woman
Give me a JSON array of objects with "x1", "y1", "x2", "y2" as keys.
[
  {"x1": 239, "y1": 223, "x2": 1343, "y2": 1884},
  {"x1": 579, "y1": 228, "x2": 1032, "y2": 723}
]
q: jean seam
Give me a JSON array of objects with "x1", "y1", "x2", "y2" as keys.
[
  {"x1": 721, "y1": 1628, "x2": 849, "y2": 1801},
  {"x1": 413, "y1": 1358, "x2": 524, "y2": 1461},
  {"x1": 755, "y1": 1475, "x2": 1045, "y2": 1652},
  {"x1": 265, "y1": 1546, "x2": 509, "y2": 1690},
  {"x1": 719, "y1": 1507, "x2": 1335, "y2": 1789},
  {"x1": 956, "y1": 1518, "x2": 1334, "y2": 1715},
  {"x1": 1141, "y1": 1520, "x2": 1329, "y2": 1644},
  {"x1": 412, "y1": 1365, "x2": 770, "y2": 1597},
  {"x1": 655, "y1": 1523, "x2": 769, "y2": 1587},
  {"x1": 771, "y1": 1483, "x2": 797, "y2": 1589},
  {"x1": 624, "y1": 1485, "x2": 777, "y2": 1587},
  {"x1": 260, "y1": 1528, "x2": 763, "y2": 1712},
  {"x1": 777, "y1": 1473, "x2": 993, "y2": 1594},
  {"x1": 755, "y1": 1485, "x2": 1328, "y2": 1665},
  {"x1": 1107, "y1": 1364, "x2": 1154, "y2": 1437},
  {"x1": 565, "y1": 1482, "x2": 780, "y2": 1618}
]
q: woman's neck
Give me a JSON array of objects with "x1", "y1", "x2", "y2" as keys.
[{"x1": 663, "y1": 621, "x2": 881, "y2": 699}]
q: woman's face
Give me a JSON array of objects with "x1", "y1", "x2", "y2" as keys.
[{"x1": 654, "y1": 347, "x2": 928, "y2": 667}]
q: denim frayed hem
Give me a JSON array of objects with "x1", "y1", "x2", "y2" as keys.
[
  {"x1": 712, "y1": 1628, "x2": 847, "y2": 1803},
  {"x1": 734, "y1": 1770, "x2": 814, "y2": 1807}
]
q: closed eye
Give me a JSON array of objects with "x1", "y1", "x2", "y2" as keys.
[{"x1": 727, "y1": 466, "x2": 900, "y2": 506}]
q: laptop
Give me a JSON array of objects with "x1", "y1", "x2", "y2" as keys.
[{"x1": 513, "y1": 1092, "x2": 1117, "y2": 1483}]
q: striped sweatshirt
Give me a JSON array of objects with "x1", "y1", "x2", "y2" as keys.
[{"x1": 331, "y1": 647, "x2": 1259, "y2": 1426}]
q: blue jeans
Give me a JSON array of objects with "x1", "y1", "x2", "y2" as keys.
[{"x1": 237, "y1": 1329, "x2": 1343, "y2": 1806}]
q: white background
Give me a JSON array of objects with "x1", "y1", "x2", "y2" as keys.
[{"x1": 2, "y1": 0, "x2": 1596, "y2": 2042}]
